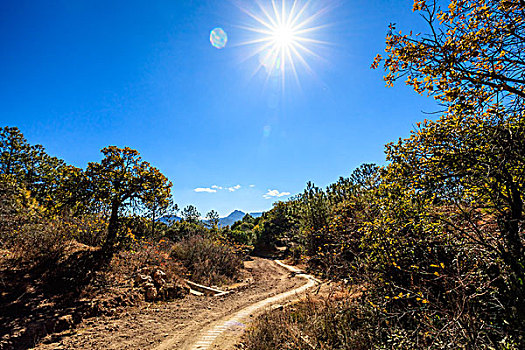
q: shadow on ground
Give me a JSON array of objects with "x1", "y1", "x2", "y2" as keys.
[{"x1": 0, "y1": 249, "x2": 130, "y2": 349}]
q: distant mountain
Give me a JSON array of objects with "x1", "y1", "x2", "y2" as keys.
[
  {"x1": 218, "y1": 210, "x2": 263, "y2": 227},
  {"x1": 218, "y1": 210, "x2": 245, "y2": 227},
  {"x1": 159, "y1": 210, "x2": 263, "y2": 227}
]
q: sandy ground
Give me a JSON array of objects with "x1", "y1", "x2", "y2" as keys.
[{"x1": 33, "y1": 257, "x2": 311, "y2": 350}]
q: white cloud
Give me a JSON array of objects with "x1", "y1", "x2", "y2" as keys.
[
  {"x1": 263, "y1": 189, "x2": 291, "y2": 199},
  {"x1": 195, "y1": 184, "x2": 243, "y2": 193},
  {"x1": 228, "y1": 184, "x2": 241, "y2": 192},
  {"x1": 194, "y1": 187, "x2": 217, "y2": 193},
  {"x1": 249, "y1": 184, "x2": 255, "y2": 188}
]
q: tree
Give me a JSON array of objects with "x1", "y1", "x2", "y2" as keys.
[
  {"x1": 372, "y1": 0, "x2": 525, "y2": 116},
  {"x1": 182, "y1": 205, "x2": 201, "y2": 224},
  {"x1": 386, "y1": 113, "x2": 525, "y2": 331},
  {"x1": 0, "y1": 126, "x2": 67, "y2": 206},
  {"x1": 86, "y1": 146, "x2": 172, "y2": 251},
  {"x1": 141, "y1": 167, "x2": 176, "y2": 237},
  {"x1": 300, "y1": 181, "x2": 330, "y2": 233},
  {"x1": 373, "y1": 0, "x2": 525, "y2": 339},
  {"x1": 0, "y1": 126, "x2": 29, "y2": 178},
  {"x1": 256, "y1": 201, "x2": 296, "y2": 249},
  {"x1": 242, "y1": 213, "x2": 255, "y2": 224},
  {"x1": 205, "y1": 210, "x2": 220, "y2": 228},
  {"x1": 0, "y1": 174, "x2": 39, "y2": 243},
  {"x1": 52, "y1": 165, "x2": 91, "y2": 215}
]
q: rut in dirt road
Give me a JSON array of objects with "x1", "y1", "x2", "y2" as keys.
[
  {"x1": 34, "y1": 257, "x2": 317, "y2": 350},
  {"x1": 159, "y1": 260, "x2": 320, "y2": 350}
]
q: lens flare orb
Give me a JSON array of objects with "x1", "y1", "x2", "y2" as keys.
[{"x1": 210, "y1": 27, "x2": 228, "y2": 49}]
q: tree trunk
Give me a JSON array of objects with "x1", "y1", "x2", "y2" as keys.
[
  {"x1": 499, "y1": 186, "x2": 525, "y2": 339},
  {"x1": 103, "y1": 200, "x2": 120, "y2": 253},
  {"x1": 152, "y1": 203, "x2": 156, "y2": 237}
]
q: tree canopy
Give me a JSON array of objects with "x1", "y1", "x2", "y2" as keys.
[
  {"x1": 372, "y1": 0, "x2": 525, "y2": 117},
  {"x1": 86, "y1": 146, "x2": 172, "y2": 250}
]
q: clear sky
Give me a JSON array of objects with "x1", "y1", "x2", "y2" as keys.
[{"x1": 1, "y1": 0, "x2": 438, "y2": 217}]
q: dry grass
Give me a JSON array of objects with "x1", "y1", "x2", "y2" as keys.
[
  {"x1": 241, "y1": 286, "x2": 377, "y2": 350},
  {"x1": 171, "y1": 235, "x2": 243, "y2": 285}
]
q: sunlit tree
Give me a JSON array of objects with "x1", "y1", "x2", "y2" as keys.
[
  {"x1": 0, "y1": 126, "x2": 67, "y2": 205},
  {"x1": 372, "y1": 0, "x2": 525, "y2": 116},
  {"x1": 86, "y1": 146, "x2": 172, "y2": 250},
  {"x1": 373, "y1": 0, "x2": 525, "y2": 338}
]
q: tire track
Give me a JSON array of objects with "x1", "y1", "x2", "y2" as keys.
[{"x1": 159, "y1": 260, "x2": 320, "y2": 350}]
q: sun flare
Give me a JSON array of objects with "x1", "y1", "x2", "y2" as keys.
[
  {"x1": 238, "y1": 0, "x2": 330, "y2": 86},
  {"x1": 273, "y1": 25, "x2": 296, "y2": 47}
]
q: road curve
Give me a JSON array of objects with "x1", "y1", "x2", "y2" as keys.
[{"x1": 156, "y1": 260, "x2": 320, "y2": 350}]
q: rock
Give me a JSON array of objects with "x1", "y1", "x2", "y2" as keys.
[
  {"x1": 163, "y1": 283, "x2": 190, "y2": 300},
  {"x1": 55, "y1": 315, "x2": 74, "y2": 331},
  {"x1": 135, "y1": 274, "x2": 153, "y2": 286},
  {"x1": 153, "y1": 269, "x2": 167, "y2": 286},
  {"x1": 145, "y1": 284, "x2": 158, "y2": 301},
  {"x1": 136, "y1": 267, "x2": 189, "y2": 302},
  {"x1": 271, "y1": 304, "x2": 284, "y2": 311}
]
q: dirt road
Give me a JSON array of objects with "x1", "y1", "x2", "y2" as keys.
[{"x1": 35, "y1": 258, "x2": 318, "y2": 350}]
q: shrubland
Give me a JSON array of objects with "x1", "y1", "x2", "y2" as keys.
[
  {"x1": 0, "y1": 127, "x2": 244, "y2": 349},
  {"x1": 242, "y1": 0, "x2": 525, "y2": 348},
  {"x1": 2, "y1": 0, "x2": 524, "y2": 348}
]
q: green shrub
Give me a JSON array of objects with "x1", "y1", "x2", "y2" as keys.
[
  {"x1": 229, "y1": 229, "x2": 256, "y2": 246},
  {"x1": 164, "y1": 221, "x2": 210, "y2": 242}
]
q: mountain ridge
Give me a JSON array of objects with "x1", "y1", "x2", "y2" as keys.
[
  {"x1": 159, "y1": 209, "x2": 263, "y2": 227},
  {"x1": 218, "y1": 210, "x2": 263, "y2": 227}
]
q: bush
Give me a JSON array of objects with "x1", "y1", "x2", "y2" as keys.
[
  {"x1": 164, "y1": 221, "x2": 210, "y2": 242},
  {"x1": 64, "y1": 215, "x2": 107, "y2": 247},
  {"x1": 171, "y1": 236, "x2": 242, "y2": 285},
  {"x1": 0, "y1": 176, "x2": 70, "y2": 262},
  {"x1": 114, "y1": 238, "x2": 185, "y2": 283},
  {"x1": 229, "y1": 229, "x2": 256, "y2": 246}
]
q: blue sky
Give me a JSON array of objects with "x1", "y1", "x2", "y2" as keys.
[{"x1": 1, "y1": 0, "x2": 438, "y2": 217}]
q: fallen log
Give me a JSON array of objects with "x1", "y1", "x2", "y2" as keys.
[{"x1": 185, "y1": 280, "x2": 230, "y2": 297}]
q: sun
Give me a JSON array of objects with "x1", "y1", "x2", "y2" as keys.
[
  {"x1": 237, "y1": 0, "x2": 330, "y2": 85},
  {"x1": 273, "y1": 24, "x2": 296, "y2": 47}
]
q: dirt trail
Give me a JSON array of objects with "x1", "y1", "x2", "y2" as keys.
[
  {"x1": 34, "y1": 257, "x2": 318, "y2": 350},
  {"x1": 163, "y1": 260, "x2": 319, "y2": 350}
]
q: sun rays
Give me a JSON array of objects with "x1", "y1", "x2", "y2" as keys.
[{"x1": 236, "y1": 0, "x2": 332, "y2": 88}]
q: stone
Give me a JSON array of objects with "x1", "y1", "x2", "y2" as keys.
[
  {"x1": 135, "y1": 274, "x2": 153, "y2": 286},
  {"x1": 165, "y1": 283, "x2": 190, "y2": 300},
  {"x1": 145, "y1": 284, "x2": 158, "y2": 301},
  {"x1": 54, "y1": 315, "x2": 73, "y2": 331},
  {"x1": 153, "y1": 269, "x2": 167, "y2": 286}
]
